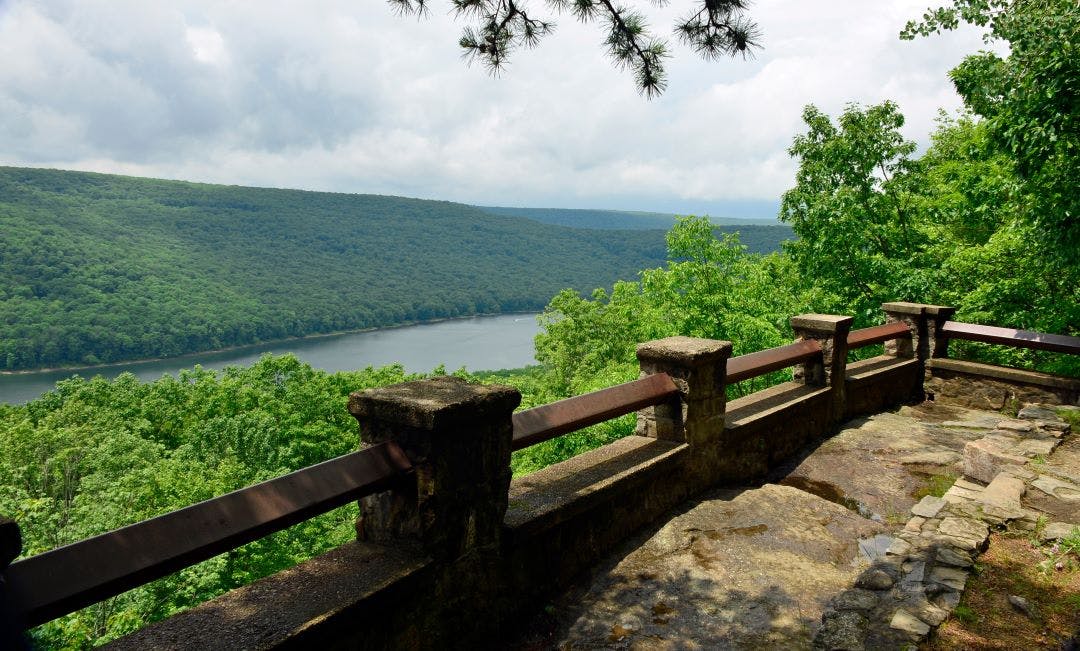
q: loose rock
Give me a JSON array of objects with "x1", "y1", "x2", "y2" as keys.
[
  {"x1": 855, "y1": 569, "x2": 894, "y2": 591},
  {"x1": 1039, "y1": 521, "x2": 1076, "y2": 542},
  {"x1": 815, "y1": 610, "x2": 867, "y2": 651},
  {"x1": 964, "y1": 439, "x2": 1028, "y2": 483},
  {"x1": 889, "y1": 610, "x2": 930, "y2": 637},
  {"x1": 935, "y1": 546, "x2": 973, "y2": 568},
  {"x1": 1008, "y1": 594, "x2": 1036, "y2": 619}
]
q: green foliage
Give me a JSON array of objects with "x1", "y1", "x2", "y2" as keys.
[
  {"x1": 476, "y1": 206, "x2": 794, "y2": 253},
  {"x1": 780, "y1": 101, "x2": 927, "y2": 320},
  {"x1": 1, "y1": 355, "x2": 418, "y2": 648},
  {"x1": 0, "y1": 166, "x2": 669, "y2": 371},
  {"x1": 902, "y1": 0, "x2": 1080, "y2": 259},
  {"x1": 780, "y1": 103, "x2": 1078, "y2": 376},
  {"x1": 913, "y1": 471, "x2": 959, "y2": 500},
  {"x1": 534, "y1": 215, "x2": 829, "y2": 397}
]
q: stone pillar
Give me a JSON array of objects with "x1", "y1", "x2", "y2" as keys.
[
  {"x1": 347, "y1": 376, "x2": 521, "y2": 560},
  {"x1": 1, "y1": 516, "x2": 27, "y2": 650},
  {"x1": 636, "y1": 337, "x2": 732, "y2": 489},
  {"x1": 881, "y1": 302, "x2": 926, "y2": 359},
  {"x1": 790, "y1": 314, "x2": 854, "y2": 421},
  {"x1": 635, "y1": 336, "x2": 731, "y2": 448},
  {"x1": 925, "y1": 305, "x2": 957, "y2": 359}
]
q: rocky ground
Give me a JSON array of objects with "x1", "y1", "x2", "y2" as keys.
[{"x1": 511, "y1": 402, "x2": 1080, "y2": 650}]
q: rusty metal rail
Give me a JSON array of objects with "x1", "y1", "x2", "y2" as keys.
[
  {"x1": 941, "y1": 321, "x2": 1080, "y2": 355},
  {"x1": 725, "y1": 339, "x2": 822, "y2": 384},
  {"x1": 847, "y1": 322, "x2": 911, "y2": 350},
  {"x1": 511, "y1": 373, "x2": 679, "y2": 451},
  {"x1": 3, "y1": 441, "x2": 412, "y2": 630}
]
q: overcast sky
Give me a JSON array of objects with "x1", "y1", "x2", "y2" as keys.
[{"x1": 0, "y1": 1, "x2": 994, "y2": 217}]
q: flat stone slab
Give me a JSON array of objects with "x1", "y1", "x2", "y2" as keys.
[
  {"x1": 964, "y1": 438, "x2": 1028, "y2": 483},
  {"x1": 900, "y1": 450, "x2": 961, "y2": 466},
  {"x1": 936, "y1": 517, "x2": 988, "y2": 550},
  {"x1": 997, "y1": 419, "x2": 1035, "y2": 433},
  {"x1": 548, "y1": 484, "x2": 884, "y2": 650},
  {"x1": 1018, "y1": 405, "x2": 1064, "y2": 421},
  {"x1": 771, "y1": 408, "x2": 986, "y2": 524},
  {"x1": 982, "y1": 475, "x2": 1025, "y2": 510},
  {"x1": 1031, "y1": 475, "x2": 1080, "y2": 501},
  {"x1": 1040, "y1": 522, "x2": 1077, "y2": 543},
  {"x1": 911, "y1": 496, "x2": 946, "y2": 518},
  {"x1": 890, "y1": 609, "x2": 930, "y2": 636}
]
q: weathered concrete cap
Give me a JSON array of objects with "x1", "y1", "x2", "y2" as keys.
[
  {"x1": 348, "y1": 376, "x2": 521, "y2": 430},
  {"x1": 636, "y1": 336, "x2": 732, "y2": 366},
  {"x1": 923, "y1": 305, "x2": 956, "y2": 317},
  {"x1": 0, "y1": 516, "x2": 21, "y2": 566},
  {"x1": 789, "y1": 314, "x2": 854, "y2": 333},
  {"x1": 881, "y1": 302, "x2": 927, "y2": 316}
]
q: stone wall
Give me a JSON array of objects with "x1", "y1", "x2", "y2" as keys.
[
  {"x1": 927, "y1": 358, "x2": 1080, "y2": 410},
  {"x1": 98, "y1": 304, "x2": 1079, "y2": 650}
]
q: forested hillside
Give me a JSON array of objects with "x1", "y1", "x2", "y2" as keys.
[
  {"x1": 0, "y1": 167, "x2": 670, "y2": 371},
  {"x1": 477, "y1": 205, "x2": 794, "y2": 252}
]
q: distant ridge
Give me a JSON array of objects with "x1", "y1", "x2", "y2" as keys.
[
  {"x1": 476, "y1": 205, "x2": 783, "y2": 230},
  {"x1": 477, "y1": 205, "x2": 793, "y2": 254}
]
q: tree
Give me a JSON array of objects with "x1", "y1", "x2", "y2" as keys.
[
  {"x1": 901, "y1": 0, "x2": 1080, "y2": 259},
  {"x1": 388, "y1": 0, "x2": 761, "y2": 97},
  {"x1": 535, "y1": 215, "x2": 821, "y2": 396},
  {"x1": 779, "y1": 101, "x2": 929, "y2": 319}
]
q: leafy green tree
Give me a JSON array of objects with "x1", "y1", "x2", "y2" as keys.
[
  {"x1": 902, "y1": 0, "x2": 1080, "y2": 258},
  {"x1": 779, "y1": 101, "x2": 931, "y2": 319},
  {"x1": 535, "y1": 215, "x2": 825, "y2": 396},
  {"x1": 780, "y1": 101, "x2": 1079, "y2": 375},
  {"x1": 389, "y1": 0, "x2": 760, "y2": 96}
]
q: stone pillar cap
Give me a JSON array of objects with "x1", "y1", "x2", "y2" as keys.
[
  {"x1": 348, "y1": 376, "x2": 521, "y2": 430},
  {"x1": 636, "y1": 336, "x2": 732, "y2": 366},
  {"x1": 924, "y1": 305, "x2": 956, "y2": 317},
  {"x1": 789, "y1": 314, "x2": 854, "y2": 332},
  {"x1": 881, "y1": 302, "x2": 955, "y2": 317},
  {"x1": 881, "y1": 302, "x2": 927, "y2": 315}
]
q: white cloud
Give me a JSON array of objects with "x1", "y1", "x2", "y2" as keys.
[
  {"x1": 186, "y1": 26, "x2": 227, "y2": 65},
  {"x1": 0, "y1": 0, "x2": 1000, "y2": 214}
]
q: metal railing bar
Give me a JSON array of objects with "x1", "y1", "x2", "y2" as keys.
[
  {"x1": 5, "y1": 441, "x2": 412, "y2": 629},
  {"x1": 511, "y1": 373, "x2": 679, "y2": 451},
  {"x1": 847, "y1": 322, "x2": 911, "y2": 350},
  {"x1": 941, "y1": 321, "x2": 1080, "y2": 355},
  {"x1": 725, "y1": 339, "x2": 822, "y2": 385}
]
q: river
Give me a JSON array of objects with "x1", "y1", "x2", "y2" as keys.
[{"x1": 0, "y1": 313, "x2": 541, "y2": 405}]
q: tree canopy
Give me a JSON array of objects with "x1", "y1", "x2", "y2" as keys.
[
  {"x1": 389, "y1": 0, "x2": 760, "y2": 97},
  {"x1": 902, "y1": 0, "x2": 1080, "y2": 259}
]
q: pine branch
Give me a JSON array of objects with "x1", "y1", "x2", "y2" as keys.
[{"x1": 390, "y1": 0, "x2": 760, "y2": 96}]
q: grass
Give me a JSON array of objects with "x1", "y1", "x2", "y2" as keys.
[
  {"x1": 1058, "y1": 408, "x2": 1080, "y2": 430},
  {"x1": 913, "y1": 471, "x2": 959, "y2": 500},
  {"x1": 923, "y1": 533, "x2": 1080, "y2": 650}
]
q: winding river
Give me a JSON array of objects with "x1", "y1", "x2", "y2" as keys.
[{"x1": 0, "y1": 313, "x2": 541, "y2": 405}]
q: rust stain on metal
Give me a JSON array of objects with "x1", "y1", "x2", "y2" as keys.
[
  {"x1": 847, "y1": 322, "x2": 911, "y2": 349},
  {"x1": 725, "y1": 340, "x2": 822, "y2": 384},
  {"x1": 511, "y1": 373, "x2": 679, "y2": 451}
]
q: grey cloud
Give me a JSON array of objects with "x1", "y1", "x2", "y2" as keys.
[{"x1": 0, "y1": 0, "x2": 997, "y2": 212}]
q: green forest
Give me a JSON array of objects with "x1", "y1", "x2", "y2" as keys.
[
  {"x1": 2, "y1": 0, "x2": 1079, "y2": 647},
  {"x1": 0, "y1": 168, "x2": 676, "y2": 371}
]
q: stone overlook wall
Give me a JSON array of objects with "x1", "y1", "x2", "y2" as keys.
[{"x1": 98, "y1": 303, "x2": 1078, "y2": 650}]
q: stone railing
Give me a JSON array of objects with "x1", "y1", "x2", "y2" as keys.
[{"x1": 1, "y1": 302, "x2": 1076, "y2": 650}]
